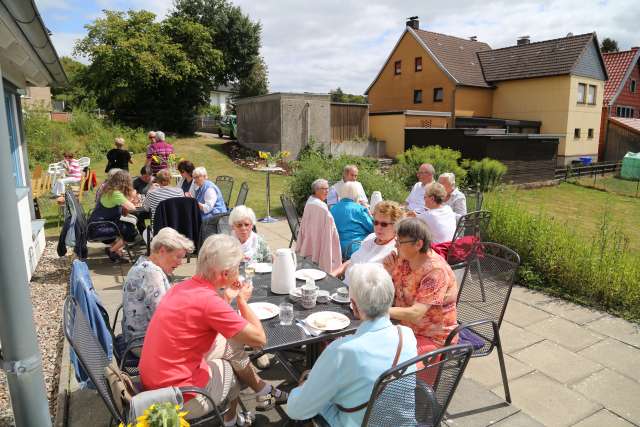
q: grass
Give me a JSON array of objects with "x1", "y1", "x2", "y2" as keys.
[
  {"x1": 573, "y1": 174, "x2": 640, "y2": 198},
  {"x1": 38, "y1": 135, "x2": 292, "y2": 236}
]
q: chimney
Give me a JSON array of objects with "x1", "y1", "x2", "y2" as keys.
[
  {"x1": 406, "y1": 16, "x2": 419, "y2": 30},
  {"x1": 469, "y1": 36, "x2": 477, "y2": 42},
  {"x1": 517, "y1": 36, "x2": 530, "y2": 46}
]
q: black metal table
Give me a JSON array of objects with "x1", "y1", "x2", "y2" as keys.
[{"x1": 249, "y1": 258, "x2": 360, "y2": 380}]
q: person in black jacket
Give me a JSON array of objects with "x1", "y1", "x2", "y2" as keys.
[{"x1": 105, "y1": 137, "x2": 132, "y2": 172}]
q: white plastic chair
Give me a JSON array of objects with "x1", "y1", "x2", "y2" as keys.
[{"x1": 78, "y1": 157, "x2": 91, "y2": 169}]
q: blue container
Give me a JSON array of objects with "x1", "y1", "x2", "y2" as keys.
[{"x1": 579, "y1": 157, "x2": 592, "y2": 166}]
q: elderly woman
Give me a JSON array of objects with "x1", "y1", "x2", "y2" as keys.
[
  {"x1": 122, "y1": 228, "x2": 194, "y2": 343},
  {"x1": 330, "y1": 181, "x2": 374, "y2": 259},
  {"x1": 332, "y1": 201, "x2": 404, "y2": 284},
  {"x1": 417, "y1": 183, "x2": 457, "y2": 243},
  {"x1": 88, "y1": 169, "x2": 138, "y2": 262},
  {"x1": 105, "y1": 137, "x2": 132, "y2": 172},
  {"x1": 439, "y1": 173, "x2": 467, "y2": 218},
  {"x1": 177, "y1": 159, "x2": 196, "y2": 195},
  {"x1": 52, "y1": 151, "x2": 83, "y2": 196},
  {"x1": 188, "y1": 166, "x2": 227, "y2": 220},
  {"x1": 384, "y1": 218, "x2": 458, "y2": 356},
  {"x1": 139, "y1": 235, "x2": 288, "y2": 425},
  {"x1": 145, "y1": 130, "x2": 174, "y2": 174},
  {"x1": 287, "y1": 263, "x2": 417, "y2": 426},
  {"x1": 296, "y1": 178, "x2": 342, "y2": 272},
  {"x1": 230, "y1": 205, "x2": 272, "y2": 263}
]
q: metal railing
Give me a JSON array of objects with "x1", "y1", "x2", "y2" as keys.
[{"x1": 554, "y1": 161, "x2": 621, "y2": 180}]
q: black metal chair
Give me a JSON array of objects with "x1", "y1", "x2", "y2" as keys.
[
  {"x1": 235, "y1": 181, "x2": 249, "y2": 207},
  {"x1": 215, "y1": 175, "x2": 234, "y2": 207},
  {"x1": 96, "y1": 303, "x2": 143, "y2": 377},
  {"x1": 446, "y1": 210, "x2": 492, "y2": 266},
  {"x1": 462, "y1": 187, "x2": 484, "y2": 212},
  {"x1": 63, "y1": 296, "x2": 224, "y2": 426},
  {"x1": 146, "y1": 197, "x2": 201, "y2": 259},
  {"x1": 361, "y1": 344, "x2": 474, "y2": 427},
  {"x1": 280, "y1": 194, "x2": 300, "y2": 248},
  {"x1": 444, "y1": 242, "x2": 520, "y2": 404}
]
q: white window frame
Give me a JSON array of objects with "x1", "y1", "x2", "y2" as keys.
[
  {"x1": 616, "y1": 106, "x2": 635, "y2": 118},
  {"x1": 577, "y1": 83, "x2": 586, "y2": 104},
  {"x1": 587, "y1": 85, "x2": 596, "y2": 105}
]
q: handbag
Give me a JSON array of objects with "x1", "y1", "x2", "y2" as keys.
[{"x1": 104, "y1": 361, "x2": 138, "y2": 414}]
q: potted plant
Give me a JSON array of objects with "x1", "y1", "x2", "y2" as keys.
[{"x1": 258, "y1": 150, "x2": 290, "y2": 168}]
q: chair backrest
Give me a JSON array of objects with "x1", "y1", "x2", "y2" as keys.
[
  {"x1": 457, "y1": 243, "x2": 520, "y2": 349},
  {"x1": 217, "y1": 213, "x2": 232, "y2": 235},
  {"x1": 235, "y1": 182, "x2": 249, "y2": 208},
  {"x1": 462, "y1": 187, "x2": 484, "y2": 212},
  {"x1": 280, "y1": 194, "x2": 300, "y2": 239},
  {"x1": 215, "y1": 175, "x2": 234, "y2": 206},
  {"x1": 362, "y1": 344, "x2": 473, "y2": 427},
  {"x1": 452, "y1": 210, "x2": 491, "y2": 241},
  {"x1": 48, "y1": 161, "x2": 65, "y2": 174},
  {"x1": 64, "y1": 296, "x2": 124, "y2": 423},
  {"x1": 78, "y1": 157, "x2": 91, "y2": 168},
  {"x1": 153, "y1": 197, "x2": 202, "y2": 251}
]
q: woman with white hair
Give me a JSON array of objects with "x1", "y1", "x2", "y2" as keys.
[
  {"x1": 139, "y1": 234, "x2": 288, "y2": 425},
  {"x1": 145, "y1": 130, "x2": 174, "y2": 174},
  {"x1": 188, "y1": 166, "x2": 227, "y2": 220},
  {"x1": 122, "y1": 227, "x2": 194, "y2": 342},
  {"x1": 417, "y1": 183, "x2": 457, "y2": 243},
  {"x1": 438, "y1": 172, "x2": 467, "y2": 218},
  {"x1": 287, "y1": 263, "x2": 417, "y2": 426},
  {"x1": 330, "y1": 181, "x2": 373, "y2": 259},
  {"x1": 230, "y1": 205, "x2": 272, "y2": 263}
]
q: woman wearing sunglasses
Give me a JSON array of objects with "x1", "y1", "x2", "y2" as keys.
[{"x1": 332, "y1": 201, "x2": 404, "y2": 284}]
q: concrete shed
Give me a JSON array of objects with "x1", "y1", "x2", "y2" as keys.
[{"x1": 235, "y1": 92, "x2": 331, "y2": 159}]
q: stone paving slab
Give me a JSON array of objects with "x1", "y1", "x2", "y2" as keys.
[
  {"x1": 444, "y1": 378, "x2": 518, "y2": 427},
  {"x1": 509, "y1": 286, "x2": 557, "y2": 306},
  {"x1": 572, "y1": 369, "x2": 640, "y2": 425},
  {"x1": 503, "y1": 300, "x2": 552, "y2": 328},
  {"x1": 585, "y1": 316, "x2": 640, "y2": 349},
  {"x1": 525, "y1": 317, "x2": 604, "y2": 352},
  {"x1": 578, "y1": 338, "x2": 640, "y2": 382},
  {"x1": 492, "y1": 411, "x2": 545, "y2": 427},
  {"x1": 491, "y1": 372, "x2": 602, "y2": 427},
  {"x1": 512, "y1": 341, "x2": 602, "y2": 385},
  {"x1": 464, "y1": 352, "x2": 534, "y2": 390},
  {"x1": 534, "y1": 300, "x2": 606, "y2": 326},
  {"x1": 500, "y1": 321, "x2": 545, "y2": 354},
  {"x1": 572, "y1": 409, "x2": 636, "y2": 427}
]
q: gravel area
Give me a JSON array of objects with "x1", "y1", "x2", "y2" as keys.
[{"x1": 0, "y1": 241, "x2": 70, "y2": 426}]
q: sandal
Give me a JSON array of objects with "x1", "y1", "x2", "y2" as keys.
[{"x1": 255, "y1": 387, "x2": 288, "y2": 411}]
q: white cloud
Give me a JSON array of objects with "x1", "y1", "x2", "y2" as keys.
[{"x1": 50, "y1": 32, "x2": 85, "y2": 61}]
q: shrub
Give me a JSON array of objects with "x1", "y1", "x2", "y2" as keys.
[
  {"x1": 463, "y1": 158, "x2": 507, "y2": 192},
  {"x1": 485, "y1": 191, "x2": 640, "y2": 321},
  {"x1": 389, "y1": 145, "x2": 467, "y2": 189}
]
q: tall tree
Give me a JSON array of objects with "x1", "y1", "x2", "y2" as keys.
[
  {"x1": 236, "y1": 56, "x2": 269, "y2": 98},
  {"x1": 51, "y1": 57, "x2": 94, "y2": 110},
  {"x1": 601, "y1": 38, "x2": 619, "y2": 53}
]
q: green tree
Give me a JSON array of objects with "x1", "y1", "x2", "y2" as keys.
[
  {"x1": 601, "y1": 37, "x2": 619, "y2": 53},
  {"x1": 330, "y1": 87, "x2": 367, "y2": 104},
  {"x1": 51, "y1": 57, "x2": 95, "y2": 110},
  {"x1": 236, "y1": 56, "x2": 269, "y2": 98}
]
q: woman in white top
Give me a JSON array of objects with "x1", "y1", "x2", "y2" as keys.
[
  {"x1": 229, "y1": 205, "x2": 272, "y2": 263},
  {"x1": 332, "y1": 201, "x2": 405, "y2": 284},
  {"x1": 439, "y1": 172, "x2": 467, "y2": 218},
  {"x1": 417, "y1": 183, "x2": 457, "y2": 243}
]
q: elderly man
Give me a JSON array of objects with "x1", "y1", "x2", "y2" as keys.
[
  {"x1": 139, "y1": 235, "x2": 288, "y2": 426},
  {"x1": 142, "y1": 169, "x2": 184, "y2": 224},
  {"x1": 296, "y1": 178, "x2": 342, "y2": 272},
  {"x1": 287, "y1": 263, "x2": 417, "y2": 426},
  {"x1": 405, "y1": 163, "x2": 435, "y2": 214},
  {"x1": 327, "y1": 164, "x2": 368, "y2": 208},
  {"x1": 439, "y1": 172, "x2": 467, "y2": 218}
]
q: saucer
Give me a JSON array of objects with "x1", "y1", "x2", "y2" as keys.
[{"x1": 330, "y1": 293, "x2": 350, "y2": 304}]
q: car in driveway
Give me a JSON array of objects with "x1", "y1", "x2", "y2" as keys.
[{"x1": 217, "y1": 115, "x2": 237, "y2": 139}]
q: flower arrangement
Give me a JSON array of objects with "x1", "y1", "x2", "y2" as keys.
[
  {"x1": 119, "y1": 402, "x2": 189, "y2": 427},
  {"x1": 258, "y1": 150, "x2": 290, "y2": 167}
]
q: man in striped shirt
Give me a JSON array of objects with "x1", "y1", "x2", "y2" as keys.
[
  {"x1": 52, "y1": 152, "x2": 83, "y2": 195},
  {"x1": 143, "y1": 169, "x2": 184, "y2": 224}
]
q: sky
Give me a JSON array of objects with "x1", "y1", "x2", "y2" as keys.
[{"x1": 36, "y1": 0, "x2": 640, "y2": 94}]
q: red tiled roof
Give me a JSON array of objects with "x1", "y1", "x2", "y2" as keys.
[{"x1": 603, "y1": 48, "x2": 640, "y2": 104}]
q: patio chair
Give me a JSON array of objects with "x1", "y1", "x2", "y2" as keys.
[
  {"x1": 64, "y1": 296, "x2": 224, "y2": 426},
  {"x1": 444, "y1": 242, "x2": 520, "y2": 404},
  {"x1": 280, "y1": 194, "x2": 300, "y2": 248},
  {"x1": 462, "y1": 187, "x2": 484, "y2": 212},
  {"x1": 235, "y1": 181, "x2": 249, "y2": 207},
  {"x1": 446, "y1": 210, "x2": 491, "y2": 266},
  {"x1": 215, "y1": 175, "x2": 234, "y2": 207},
  {"x1": 360, "y1": 343, "x2": 473, "y2": 427},
  {"x1": 146, "y1": 197, "x2": 201, "y2": 259},
  {"x1": 200, "y1": 181, "x2": 250, "y2": 243}
]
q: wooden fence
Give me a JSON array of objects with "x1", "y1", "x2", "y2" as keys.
[
  {"x1": 554, "y1": 161, "x2": 621, "y2": 180},
  {"x1": 330, "y1": 103, "x2": 368, "y2": 143}
]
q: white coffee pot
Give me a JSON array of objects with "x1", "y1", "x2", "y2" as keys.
[{"x1": 271, "y1": 248, "x2": 297, "y2": 294}]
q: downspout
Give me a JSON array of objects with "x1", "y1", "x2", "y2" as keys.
[
  {"x1": 0, "y1": 69, "x2": 52, "y2": 426},
  {"x1": 451, "y1": 86, "x2": 457, "y2": 128}
]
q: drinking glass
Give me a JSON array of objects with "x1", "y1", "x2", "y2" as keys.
[
  {"x1": 279, "y1": 302, "x2": 294, "y2": 325},
  {"x1": 245, "y1": 263, "x2": 256, "y2": 281}
]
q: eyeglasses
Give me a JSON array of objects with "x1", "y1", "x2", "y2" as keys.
[
  {"x1": 234, "y1": 222, "x2": 253, "y2": 228},
  {"x1": 396, "y1": 239, "x2": 417, "y2": 245},
  {"x1": 374, "y1": 220, "x2": 394, "y2": 228}
]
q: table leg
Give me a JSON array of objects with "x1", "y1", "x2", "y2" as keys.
[{"x1": 259, "y1": 171, "x2": 278, "y2": 223}]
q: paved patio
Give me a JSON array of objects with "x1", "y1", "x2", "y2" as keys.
[{"x1": 60, "y1": 220, "x2": 640, "y2": 427}]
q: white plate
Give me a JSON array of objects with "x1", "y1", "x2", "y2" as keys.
[
  {"x1": 248, "y1": 302, "x2": 280, "y2": 320},
  {"x1": 330, "y1": 293, "x2": 350, "y2": 304},
  {"x1": 305, "y1": 311, "x2": 350, "y2": 331},
  {"x1": 295, "y1": 269, "x2": 327, "y2": 281},
  {"x1": 252, "y1": 263, "x2": 272, "y2": 274}
]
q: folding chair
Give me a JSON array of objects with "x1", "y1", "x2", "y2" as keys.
[
  {"x1": 444, "y1": 242, "x2": 520, "y2": 403},
  {"x1": 215, "y1": 175, "x2": 234, "y2": 207},
  {"x1": 280, "y1": 194, "x2": 300, "y2": 248}
]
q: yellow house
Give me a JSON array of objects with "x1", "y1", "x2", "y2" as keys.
[{"x1": 366, "y1": 18, "x2": 608, "y2": 165}]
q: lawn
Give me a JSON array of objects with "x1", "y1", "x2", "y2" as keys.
[
  {"x1": 573, "y1": 174, "x2": 640, "y2": 198},
  {"x1": 38, "y1": 135, "x2": 292, "y2": 236},
  {"x1": 487, "y1": 182, "x2": 640, "y2": 254}
]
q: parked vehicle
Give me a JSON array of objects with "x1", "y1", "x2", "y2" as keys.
[{"x1": 217, "y1": 115, "x2": 237, "y2": 139}]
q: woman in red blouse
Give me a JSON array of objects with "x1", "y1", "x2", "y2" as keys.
[{"x1": 384, "y1": 217, "x2": 459, "y2": 355}]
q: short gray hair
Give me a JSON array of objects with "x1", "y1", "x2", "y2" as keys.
[
  {"x1": 396, "y1": 218, "x2": 432, "y2": 253},
  {"x1": 349, "y1": 263, "x2": 395, "y2": 319},
  {"x1": 439, "y1": 172, "x2": 456, "y2": 187},
  {"x1": 196, "y1": 234, "x2": 243, "y2": 282},
  {"x1": 229, "y1": 205, "x2": 257, "y2": 226},
  {"x1": 150, "y1": 227, "x2": 195, "y2": 254},
  {"x1": 419, "y1": 163, "x2": 435, "y2": 175},
  {"x1": 155, "y1": 131, "x2": 165, "y2": 141},
  {"x1": 343, "y1": 164, "x2": 358, "y2": 177},
  {"x1": 311, "y1": 178, "x2": 329, "y2": 193},
  {"x1": 425, "y1": 182, "x2": 447, "y2": 204},
  {"x1": 192, "y1": 166, "x2": 208, "y2": 178},
  {"x1": 339, "y1": 181, "x2": 360, "y2": 201}
]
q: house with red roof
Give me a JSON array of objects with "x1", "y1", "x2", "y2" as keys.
[{"x1": 599, "y1": 48, "x2": 640, "y2": 159}]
